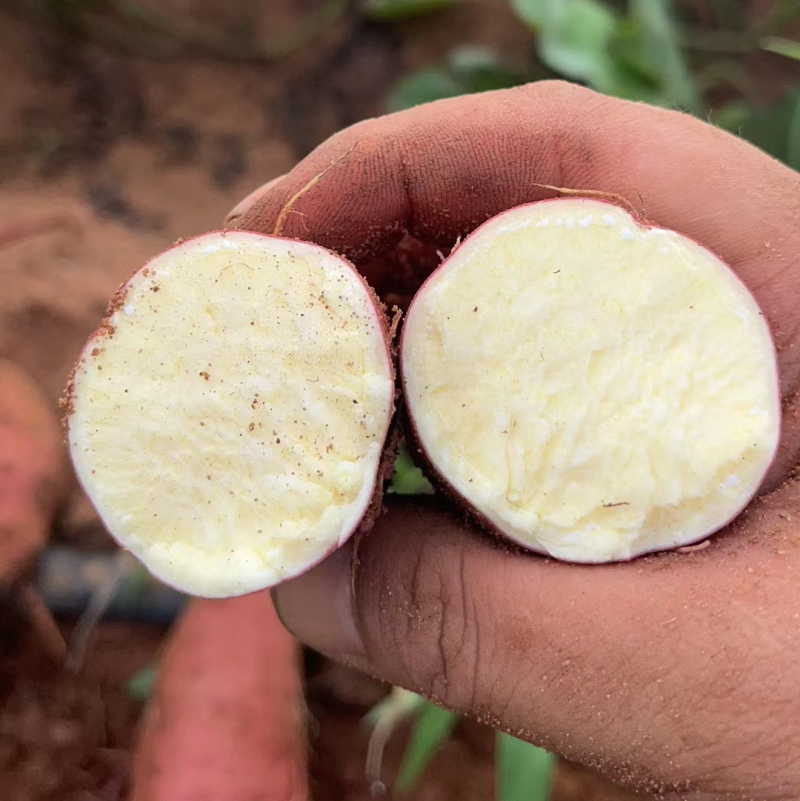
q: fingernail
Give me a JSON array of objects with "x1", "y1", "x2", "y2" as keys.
[
  {"x1": 225, "y1": 175, "x2": 286, "y2": 226},
  {"x1": 271, "y1": 542, "x2": 365, "y2": 662}
]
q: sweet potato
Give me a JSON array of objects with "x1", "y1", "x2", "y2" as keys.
[{"x1": 131, "y1": 590, "x2": 308, "y2": 801}]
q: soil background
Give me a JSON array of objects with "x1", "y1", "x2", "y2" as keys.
[{"x1": 1, "y1": 1, "x2": 789, "y2": 798}]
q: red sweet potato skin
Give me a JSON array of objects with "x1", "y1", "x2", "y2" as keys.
[
  {"x1": 0, "y1": 360, "x2": 67, "y2": 674},
  {"x1": 131, "y1": 591, "x2": 308, "y2": 801},
  {"x1": 0, "y1": 359, "x2": 65, "y2": 587}
]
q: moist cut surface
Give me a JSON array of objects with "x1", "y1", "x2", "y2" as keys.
[
  {"x1": 68, "y1": 231, "x2": 394, "y2": 596},
  {"x1": 401, "y1": 199, "x2": 780, "y2": 562}
]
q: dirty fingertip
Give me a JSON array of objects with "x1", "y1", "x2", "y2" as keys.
[
  {"x1": 271, "y1": 541, "x2": 366, "y2": 663},
  {"x1": 225, "y1": 175, "x2": 287, "y2": 226}
]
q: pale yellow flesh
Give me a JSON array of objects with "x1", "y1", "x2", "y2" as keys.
[
  {"x1": 69, "y1": 232, "x2": 393, "y2": 596},
  {"x1": 402, "y1": 199, "x2": 779, "y2": 562}
]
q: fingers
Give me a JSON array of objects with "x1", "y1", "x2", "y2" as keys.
[
  {"x1": 230, "y1": 82, "x2": 800, "y2": 486},
  {"x1": 229, "y1": 84, "x2": 800, "y2": 497},
  {"x1": 225, "y1": 175, "x2": 286, "y2": 226},
  {"x1": 274, "y1": 494, "x2": 800, "y2": 798},
  {"x1": 231, "y1": 82, "x2": 800, "y2": 349}
]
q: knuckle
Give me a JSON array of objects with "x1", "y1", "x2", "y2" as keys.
[
  {"x1": 360, "y1": 534, "x2": 485, "y2": 713},
  {"x1": 406, "y1": 541, "x2": 467, "y2": 705}
]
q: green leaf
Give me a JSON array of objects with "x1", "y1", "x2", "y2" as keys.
[
  {"x1": 365, "y1": 0, "x2": 465, "y2": 21},
  {"x1": 395, "y1": 702, "x2": 459, "y2": 793},
  {"x1": 628, "y1": 0, "x2": 701, "y2": 113},
  {"x1": 605, "y1": 17, "x2": 676, "y2": 103},
  {"x1": 761, "y1": 35, "x2": 800, "y2": 62},
  {"x1": 733, "y1": 91, "x2": 800, "y2": 170},
  {"x1": 536, "y1": 0, "x2": 619, "y2": 91},
  {"x1": 386, "y1": 48, "x2": 522, "y2": 113},
  {"x1": 712, "y1": 100, "x2": 752, "y2": 134},
  {"x1": 764, "y1": 0, "x2": 800, "y2": 31},
  {"x1": 786, "y1": 94, "x2": 800, "y2": 170},
  {"x1": 609, "y1": 18, "x2": 661, "y2": 84},
  {"x1": 387, "y1": 68, "x2": 465, "y2": 111},
  {"x1": 448, "y1": 46, "x2": 524, "y2": 93},
  {"x1": 126, "y1": 663, "x2": 158, "y2": 701},
  {"x1": 388, "y1": 444, "x2": 435, "y2": 495},
  {"x1": 508, "y1": 0, "x2": 565, "y2": 31},
  {"x1": 496, "y1": 732, "x2": 556, "y2": 801}
]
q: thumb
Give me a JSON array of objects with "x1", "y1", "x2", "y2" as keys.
[{"x1": 272, "y1": 496, "x2": 800, "y2": 798}]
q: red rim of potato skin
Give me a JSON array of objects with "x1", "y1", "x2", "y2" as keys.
[
  {"x1": 63, "y1": 229, "x2": 399, "y2": 595},
  {"x1": 399, "y1": 197, "x2": 782, "y2": 564}
]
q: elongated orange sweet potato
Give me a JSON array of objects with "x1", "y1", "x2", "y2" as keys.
[
  {"x1": 0, "y1": 360, "x2": 67, "y2": 672},
  {"x1": 1, "y1": 359, "x2": 66, "y2": 586},
  {"x1": 131, "y1": 590, "x2": 308, "y2": 801}
]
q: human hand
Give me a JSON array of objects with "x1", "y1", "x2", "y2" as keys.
[{"x1": 229, "y1": 82, "x2": 800, "y2": 800}]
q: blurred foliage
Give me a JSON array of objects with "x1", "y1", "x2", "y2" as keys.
[
  {"x1": 497, "y1": 731, "x2": 556, "y2": 801},
  {"x1": 761, "y1": 34, "x2": 800, "y2": 60},
  {"x1": 508, "y1": 0, "x2": 701, "y2": 108},
  {"x1": 366, "y1": 692, "x2": 553, "y2": 801},
  {"x1": 126, "y1": 662, "x2": 157, "y2": 701},
  {"x1": 394, "y1": 700, "x2": 459, "y2": 792},
  {"x1": 365, "y1": 0, "x2": 468, "y2": 20},
  {"x1": 714, "y1": 90, "x2": 800, "y2": 168},
  {"x1": 384, "y1": 0, "x2": 800, "y2": 170},
  {"x1": 388, "y1": 46, "x2": 526, "y2": 110},
  {"x1": 388, "y1": 442, "x2": 436, "y2": 495}
]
